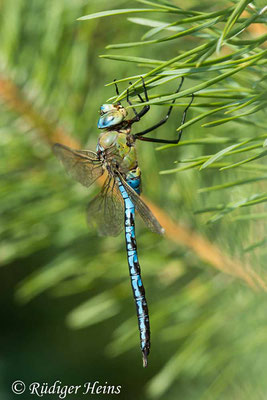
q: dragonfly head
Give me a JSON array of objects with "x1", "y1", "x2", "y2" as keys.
[{"x1": 97, "y1": 104, "x2": 127, "y2": 129}]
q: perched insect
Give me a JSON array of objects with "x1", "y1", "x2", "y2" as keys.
[{"x1": 53, "y1": 78, "x2": 193, "y2": 367}]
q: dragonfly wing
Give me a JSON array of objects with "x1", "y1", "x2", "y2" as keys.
[
  {"x1": 118, "y1": 174, "x2": 164, "y2": 235},
  {"x1": 53, "y1": 143, "x2": 103, "y2": 188},
  {"x1": 87, "y1": 177, "x2": 124, "y2": 237}
]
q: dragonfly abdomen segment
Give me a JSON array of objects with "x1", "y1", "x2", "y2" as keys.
[{"x1": 117, "y1": 177, "x2": 150, "y2": 368}]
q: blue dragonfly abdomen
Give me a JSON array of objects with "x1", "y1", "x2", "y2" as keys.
[{"x1": 117, "y1": 169, "x2": 150, "y2": 368}]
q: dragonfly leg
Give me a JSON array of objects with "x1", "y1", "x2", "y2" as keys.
[
  {"x1": 115, "y1": 78, "x2": 149, "y2": 120},
  {"x1": 114, "y1": 79, "x2": 119, "y2": 96},
  {"x1": 133, "y1": 77, "x2": 185, "y2": 139},
  {"x1": 126, "y1": 80, "x2": 148, "y2": 118},
  {"x1": 129, "y1": 77, "x2": 150, "y2": 123},
  {"x1": 134, "y1": 91, "x2": 194, "y2": 145},
  {"x1": 127, "y1": 87, "x2": 139, "y2": 118},
  {"x1": 129, "y1": 81, "x2": 145, "y2": 103},
  {"x1": 114, "y1": 79, "x2": 121, "y2": 105}
]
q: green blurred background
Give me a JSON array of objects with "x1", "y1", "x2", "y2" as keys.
[{"x1": 0, "y1": 1, "x2": 266, "y2": 399}]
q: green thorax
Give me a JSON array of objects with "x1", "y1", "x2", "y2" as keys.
[{"x1": 97, "y1": 130, "x2": 138, "y2": 174}]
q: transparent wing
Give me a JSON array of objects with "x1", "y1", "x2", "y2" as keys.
[
  {"x1": 87, "y1": 177, "x2": 124, "y2": 237},
  {"x1": 53, "y1": 143, "x2": 103, "y2": 188},
  {"x1": 119, "y1": 174, "x2": 164, "y2": 235}
]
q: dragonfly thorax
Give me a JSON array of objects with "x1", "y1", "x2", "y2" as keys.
[
  {"x1": 97, "y1": 130, "x2": 138, "y2": 175},
  {"x1": 98, "y1": 103, "x2": 127, "y2": 129}
]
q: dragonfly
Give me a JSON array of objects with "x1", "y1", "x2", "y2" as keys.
[{"x1": 53, "y1": 77, "x2": 193, "y2": 367}]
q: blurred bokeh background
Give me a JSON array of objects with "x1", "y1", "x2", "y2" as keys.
[{"x1": 0, "y1": 1, "x2": 266, "y2": 399}]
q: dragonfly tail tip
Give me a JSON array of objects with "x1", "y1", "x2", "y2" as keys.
[{"x1": 142, "y1": 350, "x2": 149, "y2": 368}]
